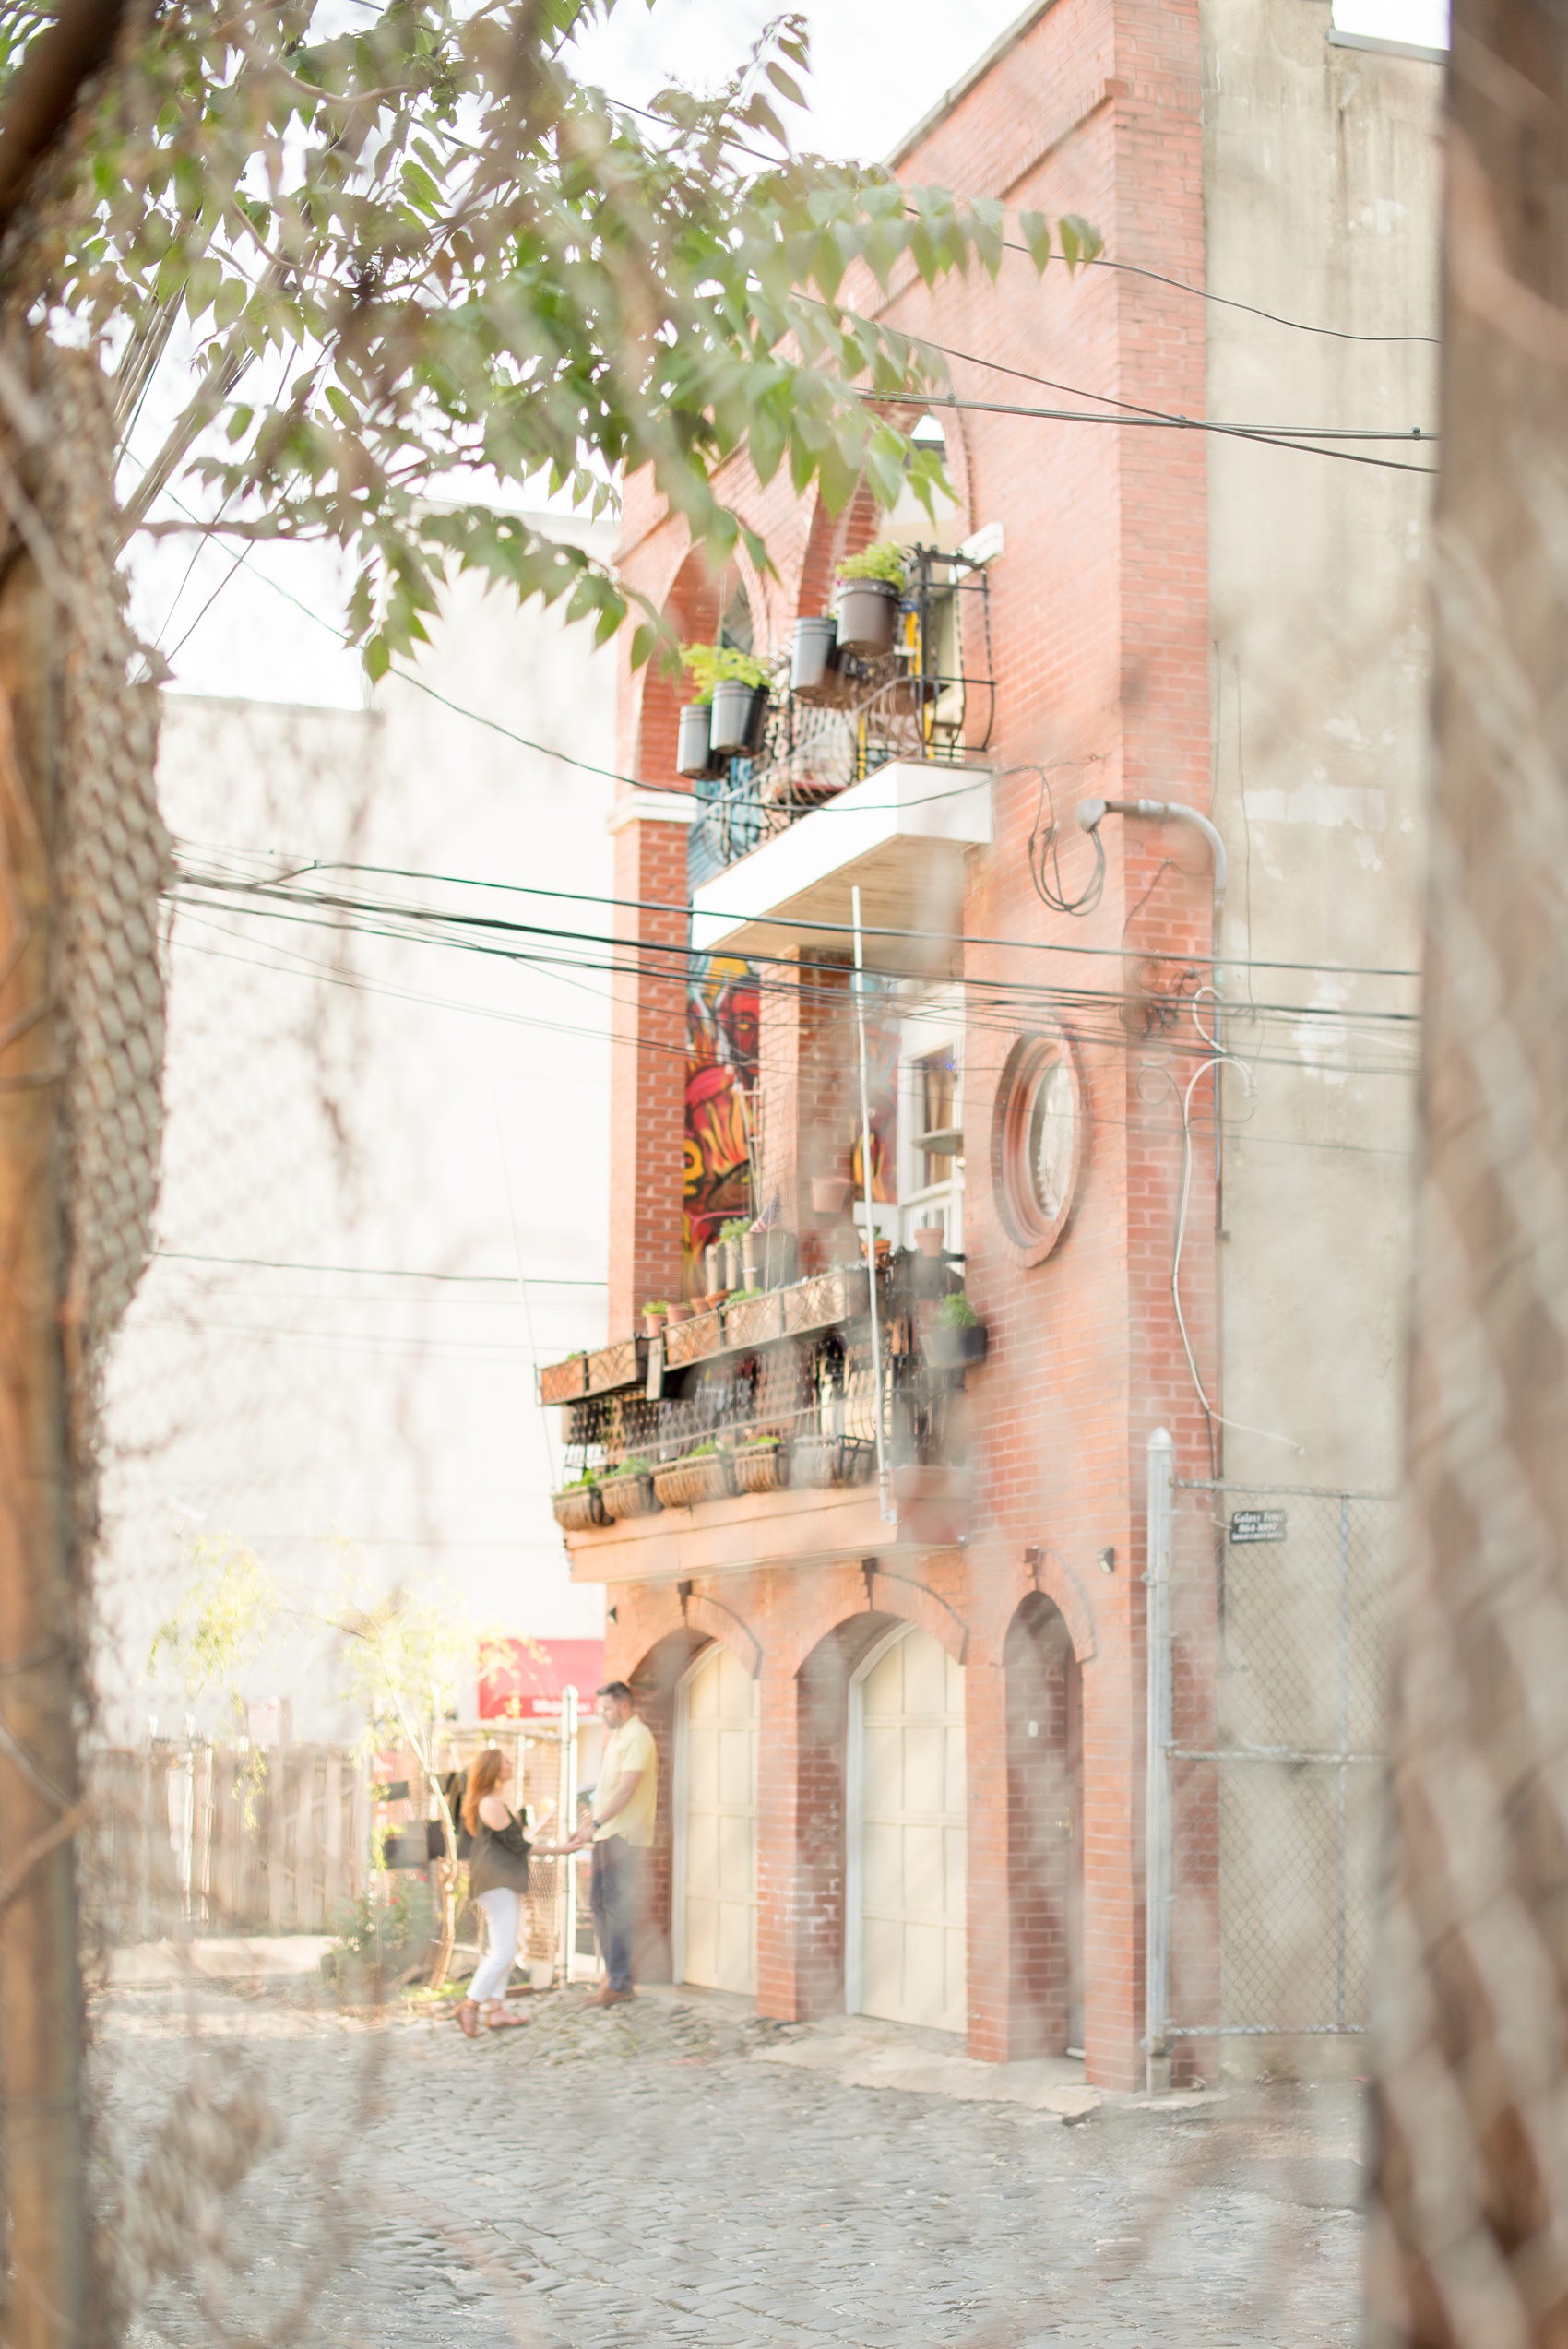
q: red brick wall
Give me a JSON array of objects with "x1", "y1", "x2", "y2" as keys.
[{"x1": 588, "y1": 0, "x2": 1213, "y2": 2093}]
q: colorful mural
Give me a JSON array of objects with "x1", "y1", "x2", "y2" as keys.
[{"x1": 684, "y1": 955, "x2": 760, "y2": 1294}]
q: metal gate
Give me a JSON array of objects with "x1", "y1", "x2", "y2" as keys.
[{"x1": 1144, "y1": 1432, "x2": 1399, "y2": 2085}]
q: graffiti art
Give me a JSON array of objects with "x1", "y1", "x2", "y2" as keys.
[{"x1": 684, "y1": 955, "x2": 760, "y2": 1294}]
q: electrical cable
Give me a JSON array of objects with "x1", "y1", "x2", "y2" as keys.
[
  {"x1": 861, "y1": 388, "x2": 1439, "y2": 476},
  {"x1": 154, "y1": 1249, "x2": 603, "y2": 1285},
  {"x1": 174, "y1": 838, "x2": 1425, "y2": 982}
]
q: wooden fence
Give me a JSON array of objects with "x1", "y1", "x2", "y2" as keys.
[{"x1": 87, "y1": 1742, "x2": 372, "y2": 1942}]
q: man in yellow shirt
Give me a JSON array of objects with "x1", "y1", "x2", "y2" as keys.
[{"x1": 555, "y1": 1680, "x2": 657, "y2": 2006}]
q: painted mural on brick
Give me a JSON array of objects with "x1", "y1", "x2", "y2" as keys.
[{"x1": 684, "y1": 955, "x2": 759, "y2": 1292}]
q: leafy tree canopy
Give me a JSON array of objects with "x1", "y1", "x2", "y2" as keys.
[{"x1": 1, "y1": 2, "x2": 1099, "y2": 675}]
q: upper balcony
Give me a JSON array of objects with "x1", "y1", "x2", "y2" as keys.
[
  {"x1": 535, "y1": 1252, "x2": 984, "y2": 1580},
  {"x1": 684, "y1": 545, "x2": 996, "y2": 977}
]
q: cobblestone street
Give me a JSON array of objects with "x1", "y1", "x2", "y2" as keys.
[{"x1": 100, "y1": 1978, "x2": 1365, "y2": 2347}]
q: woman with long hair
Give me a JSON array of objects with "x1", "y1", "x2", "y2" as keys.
[{"x1": 455, "y1": 1747, "x2": 531, "y2": 2036}]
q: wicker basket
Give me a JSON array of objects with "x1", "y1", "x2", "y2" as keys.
[
  {"x1": 652, "y1": 1453, "x2": 734, "y2": 1510},
  {"x1": 598, "y1": 1469, "x2": 661, "y2": 1520},
  {"x1": 728, "y1": 1440, "x2": 790, "y2": 1495},
  {"x1": 790, "y1": 1435, "x2": 876, "y2": 1489},
  {"x1": 552, "y1": 1484, "x2": 607, "y2": 1532}
]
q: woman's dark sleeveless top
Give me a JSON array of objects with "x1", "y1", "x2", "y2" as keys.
[{"x1": 469, "y1": 1810, "x2": 531, "y2": 1897}]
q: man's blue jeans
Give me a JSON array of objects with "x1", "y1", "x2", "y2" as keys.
[{"x1": 589, "y1": 1834, "x2": 637, "y2": 1992}]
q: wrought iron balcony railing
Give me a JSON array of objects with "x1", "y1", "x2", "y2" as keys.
[
  {"x1": 540, "y1": 1258, "x2": 979, "y2": 1530},
  {"x1": 687, "y1": 547, "x2": 995, "y2": 893}
]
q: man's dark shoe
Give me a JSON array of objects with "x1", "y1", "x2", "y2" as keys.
[{"x1": 588, "y1": 1987, "x2": 635, "y2": 2007}]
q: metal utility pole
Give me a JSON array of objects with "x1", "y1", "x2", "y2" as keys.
[
  {"x1": 1367, "y1": 5, "x2": 1568, "y2": 2341},
  {"x1": 850, "y1": 887, "x2": 895, "y2": 1526}
]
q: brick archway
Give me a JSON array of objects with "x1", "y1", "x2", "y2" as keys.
[
  {"x1": 1004, "y1": 1592, "x2": 1084, "y2": 2059},
  {"x1": 624, "y1": 1627, "x2": 710, "y2": 1985}
]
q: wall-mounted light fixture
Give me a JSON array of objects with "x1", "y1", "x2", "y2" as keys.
[{"x1": 1098, "y1": 1546, "x2": 1116, "y2": 1575}]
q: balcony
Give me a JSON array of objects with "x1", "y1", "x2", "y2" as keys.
[
  {"x1": 537, "y1": 1258, "x2": 980, "y2": 1578},
  {"x1": 685, "y1": 548, "x2": 995, "y2": 974}
]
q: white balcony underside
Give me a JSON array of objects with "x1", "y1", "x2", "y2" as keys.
[{"x1": 690, "y1": 761, "x2": 992, "y2": 976}]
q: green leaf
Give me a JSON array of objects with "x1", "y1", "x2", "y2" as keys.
[{"x1": 1019, "y1": 210, "x2": 1052, "y2": 271}]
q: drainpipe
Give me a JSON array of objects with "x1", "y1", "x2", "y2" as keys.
[
  {"x1": 850, "y1": 886, "x2": 896, "y2": 1525},
  {"x1": 1145, "y1": 1428, "x2": 1175, "y2": 2096}
]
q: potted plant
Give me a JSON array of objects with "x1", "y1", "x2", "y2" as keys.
[
  {"x1": 835, "y1": 541, "x2": 908, "y2": 657},
  {"x1": 552, "y1": 1471, "x2": 607, "y2": 1533},
  {"x1": 665, "y1": 1300, "x2": 692, "y2": 1323},
  {"x1": 653, "y1": 1441, "x2": 734, "y2": 1511},
  {"x1": 790, "y1": 615, "x2": 839, "y2": 700},
  {"x1": 681, "y1": 643, "x2": 772, "y2": 762},
  {"x1": 923, "y1": 1291, "x2": 989, "y2": 1370},
  {"x1": 728, "y1": 1433, "x2": 790, "y2": 1495},
  {"x1": 719, "y1": 1216, "x2": 752, "y2": 1293},
  {"x1": 812, "y1": 1174, "x2": 851, "y2": 1216},
  {"x1": 642, "y1": 1300, "x2": 671, "y2": 1338},
  {"x1": 676, "y1": 698, "x2": 715, "y2": 779},
  {"x1": 914, "y1": 1228, "x2": 946, "y2": 1258},
  {"x1": 598, "y1": 1456, "x2": 662, "y2": 1519}
]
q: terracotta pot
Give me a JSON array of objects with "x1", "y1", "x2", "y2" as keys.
[
  {"x1": 665, "y1": 1302, "x2": 691, "y2": 1324},
  {"x1": 812, "y1": 1175, "x2": 851, "y2": 1216},
  {"x1": 914, "y1": 1228, "x2": 945, "y2": 1258}
]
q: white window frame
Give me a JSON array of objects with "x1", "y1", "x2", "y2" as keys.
[{"x1": 897, "y1": 989, "x2": 966, "y2": 1254}]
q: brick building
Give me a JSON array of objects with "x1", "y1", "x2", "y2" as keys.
[{"x1": 539, "y1": 0, "x2": 1438, "y2": 2086}]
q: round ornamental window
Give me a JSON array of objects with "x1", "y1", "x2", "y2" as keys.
[{"x1": 992, "y1": 1031, "x2": 1085, "y2": 1264}]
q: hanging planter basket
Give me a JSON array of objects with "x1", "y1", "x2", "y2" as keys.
[
  {"x1": 652, "y1": 1453, "x2": 734, "y2": 1510},
  {"x1": 790, "y1": 615, "x2": 839, "y2": 700},
  {"x1": 790, "y1": 1435, "x2": 876, "y2": 1489},
  {"x1": 709, "y1": 678, "x2": 769, "y2": 758},
  {"x1": 677, "y1": 701, "x2": 716, "y2": 778},
  {"x1": 598, "y1": 1467, "x2": 661, "y2": 1520},
  {"x1": 552, "y1": 1484, "x2": 607, "y2": 1532},
  {"x1": 922, "y1": 1323, "x2": 989, "y2": 1370},
  {"x1": 729, "y1": 1438, "x2": 790, "y2": 1495},
  {"x1": 835, "y1": 578, "x2": 900, "y2": 657}
]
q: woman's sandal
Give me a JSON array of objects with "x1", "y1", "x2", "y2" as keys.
[
  {"x1": 484, "y1": 2004, "x2": 529, "y2": 2030},
  {"x1": 455, "y1": 1999, "x2": 480, "y2": 2038}
]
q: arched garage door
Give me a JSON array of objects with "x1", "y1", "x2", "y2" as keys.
[
  {"x1": 850, "y1": 1624, "x2": 967, "y2": 2033},
  {"x1": 674, "y1": 1643, "x2": 759, "y2": 1994}
]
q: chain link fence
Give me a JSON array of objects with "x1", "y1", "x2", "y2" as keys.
[{"x1": 1148, "y1": 1450, "x2": 1400, "y2": 2073}]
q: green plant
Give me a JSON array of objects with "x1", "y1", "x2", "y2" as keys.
[
  {"x1": 837, "y1": 541, "x2": 909, "y2": 587},
  {"x1": 642, "y1": 1300, "x2": 671, "y2": 1317},
  {"x1": 687, "y1": 1441, "x2": 719, "y2": 1459},
  {"x1": 728, "y1": 1287, "x2": 766, "y2": 1301},
  {"x1": 936, "y1": 1291, "x2": 981, "y2": 1329},
  {"x1": 680, "y1": 643, "x2": 773, "y2": 703},
  {"x1": 732, "y1": 1435, "x2": 779, "y2": 1451},
  {"x1": 561, "y1": 1468, "x2": 599, "y2": 1491},
  {"x1": 612, "y1": 1457, "x2": 654, "y2": 1479},
  {"x1": 719, "y1": 1216, "x2": 754, "y2": 1242}
]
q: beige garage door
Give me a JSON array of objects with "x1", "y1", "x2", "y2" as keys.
[
  {"x1": 855, "y1": 1625, "x2": 967, "y2": 2033},
  {"x1": 677, "y1": 1643, "x2": 759, "y2": 1994}
]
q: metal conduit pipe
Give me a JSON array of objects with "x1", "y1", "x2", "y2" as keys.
[{"x1": 1075, "y1": 795, "x2": 1227, "y2": 932}]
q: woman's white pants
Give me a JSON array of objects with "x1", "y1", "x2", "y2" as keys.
[{"x1": 469, "y1": 1887, "x2": 521, "y2": 2003}]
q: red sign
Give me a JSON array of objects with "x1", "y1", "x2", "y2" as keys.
[{"x1": 478, "y1": 1638, "x2": 606, "y2": 1721}]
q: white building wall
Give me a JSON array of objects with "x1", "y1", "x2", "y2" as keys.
[
  {"x1": 1202, "y1": 2, "x2": 1441, "y2": 1490},
  {"x1": 101, "y1": 526, "x2": 617, "y2": 1739}
]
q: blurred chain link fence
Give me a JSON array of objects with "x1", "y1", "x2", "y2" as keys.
[{"x1": 1155, "y1": 1469, "x2": 1400, "y2": 2070}]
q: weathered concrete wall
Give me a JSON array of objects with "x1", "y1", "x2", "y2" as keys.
[{"x1": 1202, "y1": 0, "x2": 1441, "y2": 1490}]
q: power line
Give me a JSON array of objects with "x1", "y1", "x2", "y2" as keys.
[
  {"x1": 862, "y1": 389, "x2": 1439, "y2": 476},
  {"x1": 154, "y1": 1249, "x2": 605, "y2": 1286},
  {"x1": 176, "y1": 841, "x2": 1423, "y2": 983}
]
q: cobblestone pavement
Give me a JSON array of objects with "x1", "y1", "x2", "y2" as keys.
[{"x1": 97, "y1": 1979, "x2": 1365, "y2": 2348}]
